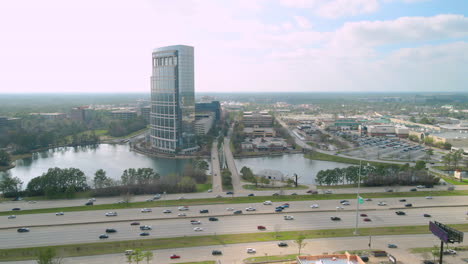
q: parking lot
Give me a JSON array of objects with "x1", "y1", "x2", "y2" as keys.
[{"x1": 334, "y1": 132, "x2": 441, "y2": 162}]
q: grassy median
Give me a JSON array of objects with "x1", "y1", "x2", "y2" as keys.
[
  {"x1": 1, "y1": 190, "x2": 467, "y2": 217},
  {"x1": 1, "y1": 224, "x2": 468, "y2": 261}
]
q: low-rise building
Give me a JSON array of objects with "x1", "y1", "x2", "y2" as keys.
[
  {"x1": 110, "y1": 110, "x2": 137, "y2": 121},
  {"x1": 367, "y1": 125, "x2": 409, "y2": 138},
  {"x1": 297, "y1": 252, "x2": 366, "y2": 264},
  {"x1": 428, "y1": 131, "x2": 468, "y2": 149},
  {"x1": 70, "y1": 106, "x2": 89, "y2": 122},
  {"x1": 194, "y1": 113, "x2": 214, "y2": 135},
  {"x1": 30, "y1": 113, "x2": 67, "y2": 120},
  {"x1": 243, "y1": 111, "x2": 273, "y2": 127},
  {"x1": 243, "y1": 127, "x2": 276, "y2": 138},
  {"x1": 241, "y1": 137, "x2": 288, "y2": 152}
]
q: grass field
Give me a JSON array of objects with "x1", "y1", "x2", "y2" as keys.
[
  {"x1": 242, "y1": 184, "x2": 309, "y2": 191},
  {"x1": 1, "y1": 189, "x2": 467, "y2": 216},
  {"x1": 1, "y1": 224, "x2": 467, "y2": 261},
  {"x1": 244, "y1": 254, "x2": 298, "y2": 263}
]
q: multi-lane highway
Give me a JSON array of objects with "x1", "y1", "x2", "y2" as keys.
[{"x1": 1, "y1": 196, "x2": 467, "y2": 249}]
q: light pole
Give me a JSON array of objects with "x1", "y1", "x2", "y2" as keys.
[{"x1": 354, "y1": 160, "x2": 362, "y2": 235}]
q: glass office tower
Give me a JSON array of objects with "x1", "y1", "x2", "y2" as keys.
[{"x1": 150, "y1": 45, "x2": 197, "y2": 154}]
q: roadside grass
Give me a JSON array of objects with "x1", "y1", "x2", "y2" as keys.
[
  {"x1": 2, "y1": 224, "x2": 468, "y2": 261},
  {"x1": 242, "y1": 184, "x2": 309, "y2": 191},
  {"x1": 316, "y1": 184, "x2": 357, "y2": 189},
  {"x1": 440, "y1": 176, "x2": 468, "y2": 185},
  {"x1": 244, "y1": 254, "x2": 298, "y2": 263},
  {"x1": 304, "y1": 152, "x2": 403, "y2": 167},
  {"x1": 196, "y1": 184, "x2": 212, "y2": 192},
  {"x1": 432, "y1": 166, "x2": 468, "y2": 171},
  {"x1": 2, "y1": 190, "x2": 467, "y2": 216},
  {"x1": 410, "y1": 245, "x2": 468, "y2": 253}
]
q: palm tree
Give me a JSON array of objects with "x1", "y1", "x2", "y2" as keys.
[{"x1": 143, "y1": 251, "x2": 153, "y2": 264}]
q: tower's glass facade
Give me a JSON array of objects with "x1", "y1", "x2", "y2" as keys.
[{"x1": 150, "y1": 45, "x2": 197, "y2": 154}]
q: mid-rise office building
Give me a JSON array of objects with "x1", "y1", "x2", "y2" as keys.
[
  {"x1": 110, "y1": 110, "x2": 137, "y2": 121},
  {"x1": 242, "y1": 111, "x2": 273, "y2": 127},
  {"x1": 70, "y1": 106, "x2": 88, "y2": 122},
  {"x1": 150, "y1": 45, "x2": 197, "y2": 154},
  {"x1": 195, "y1": 101, "x2": 221, "y2": 121}
]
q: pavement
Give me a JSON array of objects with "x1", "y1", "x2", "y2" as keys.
[
  {"x1": 1, "y1": 196, "x2": 467, "y2": 249},
  {"x1": 211, "y1": 142, "x2": 223, "y2": 193},
  {"x1": 223, "y1": 136, "x2": 244, "y2": 193},
  {"x1": 3, "y1": 233, "x2": 467, "y2": 264}
]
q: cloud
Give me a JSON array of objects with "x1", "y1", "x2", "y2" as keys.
[
  {"x1": 280, "y1": 0, "x2": 379, "y2": 18},
  {"x1": 293, "y1": 16, "x2": 312, "y2": 28}
]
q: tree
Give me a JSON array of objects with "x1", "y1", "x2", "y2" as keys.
[
  {"x1": 132, "y1": 249, "x2": 144, "y2": 264},
  {"x1": 0, "y1": 173, "x2": 23, "y2": 197},
  {"x1": 452, "y1": 150, "x2": 463, "y2": 169},
  {"x1": 294, "y1": 235, "x2": 307, "y2": 255},
  {"x1": 26, "y1": 167, "x2": 89, "y2": 197},
  {"x1": 36, "y1": 248, "x2": 62, "y2": 264},
  {"x1": 415, "y1": 160, "x2": 426, "y2": 170},
  {"x1": 93, "y1": 169, "x2": 108, "y2": 189},
  {"x1": 0, "y1": 150, "x2": 11, "y2": 166},
  {"x1": 142, "y1": 251, "x2": 153, "y2": 264},
  {"x1": 442, "y1": 153, "x2": 452, "y2": 168}
]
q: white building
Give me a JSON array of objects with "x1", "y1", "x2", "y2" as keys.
[{"x1": 194, "y1": 113, "x2": 214, "y2": 135}]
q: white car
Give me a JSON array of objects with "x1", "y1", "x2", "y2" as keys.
[
  {"x1": 140, "y1": 225, "x2": 152, "y2": 230},
  {"x1": 207, "y1": 189, "x2": 212, "y2": 193},
  {"x1": 417, "y1": 185, "x2": 425, "y2": 189},
  {"x1": 226, "y1": 207, "x2": 234, "y2": 211},
  {"x1": 163, "y1": 209, "x2": 172, "y2": 213},
  {"x1": 193, "y1": 227, "x2": 203, "y2": 231},
  {"x1": 336, "y1": 206, "x2": 344, "y2": 210},
  {"x1": 284, "y1": 215, "x2": 294, "y2": 220},
  {"x1": 28, "y1": 200, "x2": 37, "y2": 204},
  {"x1": 377, "y1": 201, "x2": 387, "y2": 206},
  {"x1": 247, "y1": 248, "x2": 256, "y2": 253},
  {"x1": 425, "y1": 196, "x2": 433, "y2": 199},
  {"x1": 341, "y1": 202, "x2": 350, "y2": 206},
  {"x1": 310, "y1": 204, "x2": 319, "y2": 208},
  {"x1": 178, "y1": 206, "x2": 189, "y2": 211},
  {"x1": 190, "y1": 220, "x2": 201, "y2": 225},
  {"x1": 246, "y1": 207, "x2": 256, "y2": 211},
  {"x1": 141, "y1": 208, "x2": 152, "y2": 213},
  {"x1": 105, "y1": 212, "x2": 118, "y2": 216},
  {"x1": 178, "y1": 196, "x2": 185, "y2": 200},
  {"x1": 55, "y1": 212, "x2": 64, "y2": 216},
  {"x1": 145, "y1": 198, "x2": 154, "y2": 202},
  {"x1": 263, "y1": 201, "x2": 272, "y2": 205},
  {"x1": 178, "y1": 213, "x2": 186, "y2": 217},
  {"x1": 8, "y1": 215, "x2": 16, "y2": 219}
]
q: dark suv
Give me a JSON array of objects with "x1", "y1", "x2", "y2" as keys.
[
  {"x1": 212, "y1": 250, "x2": 222, "y2": 255},
  {"x1": 200, "y1": 209, "x2": 209, "y2": 213}
]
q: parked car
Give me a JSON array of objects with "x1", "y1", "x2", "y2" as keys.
[{"x1": 443, "y1": 249, "x2": 457, "y2": 255}]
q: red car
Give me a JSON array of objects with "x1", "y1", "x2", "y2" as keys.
[
  {"x1": 257, "y1": 225, "x2": 266, "y2": 230},
  {"x1": 360, "y1": 214, "x2": 368, "y2": 217},
  {"x1": 363, "y1": 218, "x2": 371, "y2": 222},
  {"x1": 170, "y1": 254, "x2": 180, "y2": 259},
  {"x1": 130, "y1": 222, "x2": 140, "y2": 226}
]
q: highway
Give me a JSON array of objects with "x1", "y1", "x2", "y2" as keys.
[
  {"x1": 4, "y1": 233, "x2": 468, "y2": 264},
  {"x1": 1, "y1": 196, "x2": 467, "y2": 249},
  {"x1": 223, "y1": 136, "x2": 243, "y2": 193}
]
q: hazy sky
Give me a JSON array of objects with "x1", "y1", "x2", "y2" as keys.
[{"x1": 0, "y1": 0, "x2": 467, "y2": 93}]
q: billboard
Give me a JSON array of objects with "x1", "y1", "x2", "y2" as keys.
[
  {"x1": 429, "y1": 221, "x2": 448, "y2": 242},
  {"x1": 429, "y1": 221, "x2": 464, "y2": 243}
]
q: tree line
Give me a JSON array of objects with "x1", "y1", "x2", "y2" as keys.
[
  {"x1": 442, "y1": 149, "x2": 467, "y2": 169},
  {"x1": 316, "y1": 162, "x2": 439, "y2": 187},
  {"x1": 107, "y1": 117, "x2": 147, "y2": 137},
  {"x1": 0, "y1": 159, "x2": 210, "y2": 198}
]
